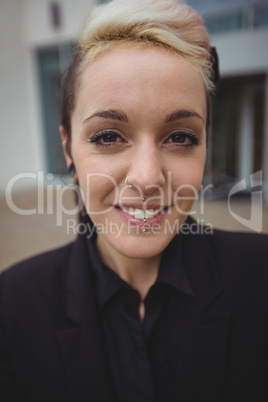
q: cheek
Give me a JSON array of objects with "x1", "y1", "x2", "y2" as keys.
[
  {"x1": 171, "y1": 152, "x2": 206, "y2": 194},
  {"x1": 171, "y1": 162, "x2": 204, "y2": 215},
  {"x1": 72, "y1": 139, "x2": 124, "y2": 176},
  {"x1": 78, "y1": 174, "x2": 117, "y2": 208}
]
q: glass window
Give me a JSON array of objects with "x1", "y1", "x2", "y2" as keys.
[
  {"x1": 254, "y1": 3, "x2": 268, "y2": 28},
  {"x1": 205, "y1": 10, "x2": 243, "y2": 35},
  {"x1": 37, "y1": 43, "x2": 74, "y2": 174}
]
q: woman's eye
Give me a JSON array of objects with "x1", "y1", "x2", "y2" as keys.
[
  {"x1": 166, "y1": 131, "x2": 199, "y2": 146},
  {"x1": 172, "y1": 133, "x2": 187, "y2": 143},
  {"x1": 89, "y1": 130, "x2": 125, "y2": 146}
]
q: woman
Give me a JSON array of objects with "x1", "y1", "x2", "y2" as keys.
[{"x1": 0, "y1": 0, "x2": 267, "y2": 401}]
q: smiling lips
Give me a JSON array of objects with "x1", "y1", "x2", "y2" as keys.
[
  {"x1": 121, "y1": 206, "x2": 162, "y2": 220},
  {"x1": 116, "y1": 204, "x2": 168, "y2": 226}
]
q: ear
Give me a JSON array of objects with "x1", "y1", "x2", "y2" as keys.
[{"x1": 59, "y1": 125, "x2": 73, "y2": 169}]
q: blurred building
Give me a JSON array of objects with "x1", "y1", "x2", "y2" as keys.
[
  {"x1": 0, "y1": 0, "x2": 97, "y2": 194},
  {"x1": 0, "y1": 0, "x2": 268, "y2": 200},
  {"x1": 187, "y1": 0, "x2": 268, "y2": 200}
]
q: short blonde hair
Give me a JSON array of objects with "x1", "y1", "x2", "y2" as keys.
[
  {"x1": 61, "y1": 0, "x2": 214, "y2": 142},
  {"x1": 78, "y1": 0, "x2": 214, "y2": 92}
]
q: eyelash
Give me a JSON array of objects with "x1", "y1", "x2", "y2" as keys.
[
  {"x1": 88, "y1": 130, "x2": 124, "y2": 147},
  {"x1": 166, "y1": 131, "x2": 199, "y2": 147},
  {"x1": 88, "y1": 130, "x2": 199, "y2": 148}
]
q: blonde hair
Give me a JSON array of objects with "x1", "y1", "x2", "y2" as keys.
[
  {"x1": 61, "y1": 0, "x2": 214, "y2": 141},
  {"x1": 78, "y1": 0, "x2": 214, "y2": 93}
]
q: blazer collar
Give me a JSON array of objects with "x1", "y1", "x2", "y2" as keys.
[
  {"x1": 61, "y1": 219, "x2": 227, "y2": 337},
  {"x1": 63, "y1": 217, "x2": 223, "y2": 324}
]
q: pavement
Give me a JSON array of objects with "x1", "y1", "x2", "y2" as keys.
[{"x1": 1, "y1": 187, "x2": 267, "y2": 272}]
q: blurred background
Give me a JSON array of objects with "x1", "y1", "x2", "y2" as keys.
[{"x1": 0, "y1": 0, "x2": 268, "y2": 271}]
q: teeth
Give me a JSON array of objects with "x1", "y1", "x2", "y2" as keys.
[
  {"x1": 122, "y1": 207, "x2": 162, "y2": 220},
  {"x1": 128, "y1": 207, "x2": 135, "y2": 216},
  {"x1": 134, "y1": 209, "x2": 145, "y2": 219},
  {"x1": 145, "y1": 209, "x2": 155, "y2": 219}
]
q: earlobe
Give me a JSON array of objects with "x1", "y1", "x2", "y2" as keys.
[
  {"x1": 59, "y1": 125, "x2": 73, "y2": 169},
  {"x1": 68, "y1": 163, "x2": 76, "y2": 177}
]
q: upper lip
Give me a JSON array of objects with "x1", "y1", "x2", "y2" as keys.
[{"x1": 115, "y1": 204, "x2": 170, "y2": 210}]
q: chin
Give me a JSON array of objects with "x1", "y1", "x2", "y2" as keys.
[{"x1": 114, "y1": 233, "x2": 175, "y2": 260}]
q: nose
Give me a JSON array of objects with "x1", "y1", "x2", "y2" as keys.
[{"x1": 126, "y1": 145, "x2": 165, "y2": 196}]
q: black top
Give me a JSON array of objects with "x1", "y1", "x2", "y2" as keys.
[
  {"x1": 88, "y1": 234, "x2": 194, "y2": 402},
  {"x1": 1, "y1": 219, "x2": 268, "y2": 401}
]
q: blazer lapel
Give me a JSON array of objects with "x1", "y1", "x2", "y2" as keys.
[
  {"x1": 176, "y1": 226, "x2": 230, "y2": 401},
  {"x1": 55, "y1": 234, "x2": 115, "y2": 402}
]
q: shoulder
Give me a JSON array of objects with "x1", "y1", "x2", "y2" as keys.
[
  {"x1": 204, "y1": 227, "x2": 268, "y2": 287},
  {"x1": 184, "y1": 217, "x2": 268, "y2": 258},
  {"x1": 181, "y1": 219, "x2": 268, "y2": 301},
  {"x1": 0, "y1": 241, "x2": 75, "y2": 307},
  {"x1": 206, "y1": 227, "x2": 267, "y2": 260},
  {"x1": 0, "y1": 233, "x2": 94, "y2": 332},
  {"x1": 1, "y1": 242, "x2": 72, "y2": 281},
  {"x1": 183, "y1": 217, "x2": 268, "y2": 283}
]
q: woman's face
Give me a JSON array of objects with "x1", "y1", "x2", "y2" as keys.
[{"x1": 64, "y1": 44, "x2": 207, "y2": 261}]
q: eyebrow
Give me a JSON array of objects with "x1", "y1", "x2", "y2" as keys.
[
  {"x1": 165, "y1": 109, "x2": 204, "y2": 123},
  {"x1": 83, "y1": 109, "x2": 128, "y2": 124},
  {"x1": 82, "y1": 108, "x2": 204, "y2": 125}
]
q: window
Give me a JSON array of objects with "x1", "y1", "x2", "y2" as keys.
[
  {"x1": 210, "y1": 74, "x2": 265, "y2": 183},
  {"x1": 205, "y1": 10, "x2": 243, "y2": 35},
  {"x1": 37, "y1": 43, "x2": 74, "y2": 174},
  {"x1": 254, "y1": 3, "x2": 268, "y2": 28}
]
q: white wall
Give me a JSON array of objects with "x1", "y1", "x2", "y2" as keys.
[
  {"x1": 0, "y1": 0, "x2": 34, "y2": 193},
  {"x1": 211, "y1": 29, "x2": 268, "y2": 77},
  {"x1": 23, "y1": 0, "x2": 98, "y2": 46}
]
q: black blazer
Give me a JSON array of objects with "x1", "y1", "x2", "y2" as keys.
[{"x1": 0, "y1": 221, "x2": 268, "y2": 402}]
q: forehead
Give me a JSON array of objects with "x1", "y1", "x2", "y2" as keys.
[{"x1": 74, "y1": 44, "x2": 207, "y2": 123}]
